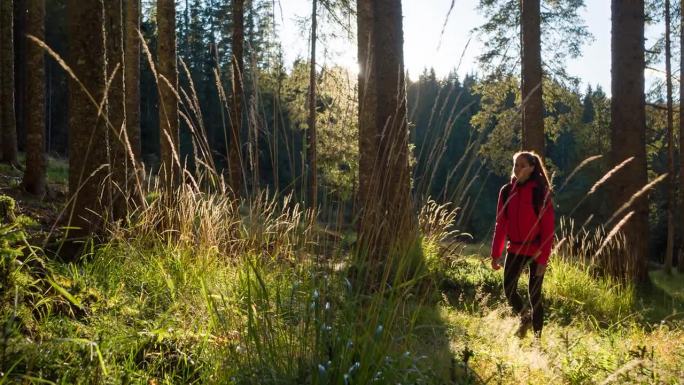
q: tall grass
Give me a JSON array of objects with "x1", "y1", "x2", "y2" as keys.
[
  {"x1": 9, "y1": 12, "x2": 683, "y2": 384},
  {"x1": 0, "y1": 185, "x2": 464, "y2": 383}
]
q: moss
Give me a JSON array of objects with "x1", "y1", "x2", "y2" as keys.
[{"x1": 0, "y1": 194, "x2": 17, "y2": 224}]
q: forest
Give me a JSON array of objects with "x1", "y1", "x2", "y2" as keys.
[{"x1": 0, "y1": 0, "x2": 683, "y2": 383}]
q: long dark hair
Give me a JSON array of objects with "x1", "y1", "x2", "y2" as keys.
[{"x1": 511, "y1": 151, "x2": 553, "y2": 195}]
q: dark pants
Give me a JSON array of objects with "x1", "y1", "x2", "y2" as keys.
[{"x1": 503, "y1": 252, "x2": 545, "y2": 334}]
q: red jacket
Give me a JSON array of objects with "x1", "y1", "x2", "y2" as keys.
[{"x1": 490, "y1": 178, "x2": 555, "y2": 265}]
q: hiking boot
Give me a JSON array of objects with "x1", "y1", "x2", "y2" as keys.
[{"x1": 515, "y1": 311, "x2": 532, "y2": 338}]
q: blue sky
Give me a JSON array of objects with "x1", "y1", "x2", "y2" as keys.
[{"x1": 277, "y1": 0, "x2": 666, "y2": 94}]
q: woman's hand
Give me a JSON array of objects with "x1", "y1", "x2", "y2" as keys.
[{"x1": 491, "y1": 257, "x2": 503, "y2": 270}]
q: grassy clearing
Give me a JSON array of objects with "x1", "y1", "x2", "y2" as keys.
[
  {"x1": 440, "y1": 247, "x2": 684, "y2": 384},
  {"x1": 2, "y1": 241, "x2": 455, "y2": 384},
  {"x1": 2, "y1": 175, "x2": 683, "y2": 384},
  {"x1": 650, "y1": 270, "x2": 684, "y2": 302},
  {"x1": 1, "y1": 192, "x2": 456, "y2": 384},
  {"x1": 3, "y1": 225, "x2": 684, "y2": 384},
  {"x1": 0, "y1": 154, "x2": 68, "y2": 187}
]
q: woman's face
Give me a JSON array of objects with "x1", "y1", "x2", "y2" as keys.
[{"x1": 513, "y1": 155, "x2": 534, "y2": 182}]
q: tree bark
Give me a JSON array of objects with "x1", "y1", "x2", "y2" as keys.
[
  {"x1": 520, "y1": 0, "x2": 544, "y2": 155},
  {"x1": 22, "y1": 0, "x2": 46, "y2": 196},
  {"x1": 230, "y1": 0, "x2": 244, "y2": 195},
  {"x1": 357, "y1": 0, "x2": 416, "y2": 288},
  {"x1": 124, "y1": 0, "x2": 141, "y2": 164},
  {"x1": 67, "y1": 0, "x2": 109, "y2": 235},
  {"x1": 307, "y1": 0, "x2": 318, "y2": 208},
  {"x1": 1, "y1": 0, "x2": 19, "y2": 165},
  {"x1": 664, "y1": 0, "x2": 676, "y2": 274},
  {"x1": 157, "y1": 0, "x2": 179, "y2": 190},
  {"x1": 13, "y1": 0, "x2": 27, "y2": 153},
  {"x1": 610, "y1": 0, "x2": 649, "y2": 282},
  {"x1": 679, "y1": 0, "x2": 684, "y2": 274},
  {"x1": 105, "y1": 0, "x2": 128, "y2": 218}
]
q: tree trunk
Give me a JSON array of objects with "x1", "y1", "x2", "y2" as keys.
[
  {"x1": 1, "y1": 0, "x2": 19, "y2": 166},
  {"x1": 157, "y1": 0, "x2": 179, "y2": 190},
  {"x1": 105, "y1": 0, "x2": 128, "y2": 218},
  {"x1": 664, "y1": 0, "x2": 676, "y2": 274},
  {"x1": 679, "y1": 0, "x2": 684, "y2": 274},
  {"x1": 610, "y1": 0, "x2": 649, "y2": 283},
  {"x1": 229, "y1": 0, "x2": 244, "y2": 195},
  {"x1": 307, "y1": 0, "x2": 318, "y2": 208},
  {"x1": 124, "y1": 0, "x2": 141, "y2": 165},
  {"x1": 357, "y1": 0, "x2": 416, "y2": 288},
  {"x1": 520, "y1": 0, "x2": 544, "y2": 155},
  {"x1": 22, "y1": 0, "x2": 46, "y2": 196},
  {"x1": 13, "y1": 0, "x2": 26, "y2": 153},
  {"x1": 67, "y1": 0, "x2": 109, "y2": 235}
]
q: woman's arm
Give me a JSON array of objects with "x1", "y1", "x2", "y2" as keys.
[{"x1": 490, "y1": 185, "x2": 509, "y2": 260}]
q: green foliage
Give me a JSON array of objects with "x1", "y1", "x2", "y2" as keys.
[
  {"x1": 470, "y1": 75, "x2": 520, "y2": 176},
  {"x1": 544, "y1": 258, "x2": 636, "y2": 324},
  {"x1": 475, "y1": 0, "x2": 592, "y2": 78},
  {"x1": 0, "y1": 195, "x2": 17, "y2": 224},
  {"x1": 283, "y1": 63, "x2": 359, "y2": 199}
]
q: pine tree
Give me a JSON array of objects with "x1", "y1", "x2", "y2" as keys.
[
  {"x1": 105, "y1": 0, "x2": 129, "y2": 218},
  {"x1": 67, "y1": 0, "x2": 109, "y2": 234},
  {"x1": 520, "y1": 0, "x2": 544, "y2": 154},
  {"x1": 22, "y1": 0, "x2": 46, "y2": 196},
  {"x1": 609, "y1": 0, "x2": 649, "y2": 282},
  {"x1": 664, "y1": 0, "x2": 676, "y2": 274},
  {"x1": 157, "y1": 0, "x2": 180, "y2": 189},
  {"x1": 0, "y1": 0, "x2": 19, "y2": 166},
  {"x1": 307, "y1": 0, "x2": 318, "y2": 207},
  {"x1": 125, "y1": 0, "x2": 142, "y2": 163},
  {"x1": 230, "y1": 0, "x2": 244, "y2": 194},
  {"x1": 679, "y1": 0, "x2": 684, "y2": 273},
  {"x1": 357, "y1": 0, "x2": 416, "y2": 288}
]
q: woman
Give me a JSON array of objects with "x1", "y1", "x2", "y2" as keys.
[{"x1": 490, "y1": 151, "x2": 555, "y2": 338}]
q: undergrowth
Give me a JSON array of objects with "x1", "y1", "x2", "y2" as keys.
[{"x1": 1, "y1": 190, "x2": 682, "y2": 384}]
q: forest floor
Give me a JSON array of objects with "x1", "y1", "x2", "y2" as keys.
[
  {"x1": 1, "y1": 159, "x2": 683, "y2": 384},
  {"x1": 437, "y1": 244, "x2": 684, "y2": 384}
]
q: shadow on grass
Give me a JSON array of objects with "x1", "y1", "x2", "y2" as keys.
[{"x1": 636, "y1": 271, "x2": 684, "y2": 323}]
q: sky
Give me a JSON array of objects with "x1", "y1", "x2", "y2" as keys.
[{"x1": 277, "y1": 0, "x2": 667, "y2": 94}]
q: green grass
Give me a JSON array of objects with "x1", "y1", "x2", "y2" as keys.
[
  {"x1": 650, "y1": 270, "x2": 684, "y2": 302},
  {"x1": 1, "y1": 193, "x2": 456, "y2": 384},
  {"x1": 2, "y1": 192, "x2": 683, "y2": 384},
  {"x1": 1, "y1": 241, "x2": 455, "y2": 384},
  {"x1": 437, "y1": 247, "x2": 684, "y2": 384},
  {"x1": 0, "y1": 153, "x2": 68, "y2": 186},
  {"x1": 45, "y1": 155, "x2": 69, "y2": 185}
]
